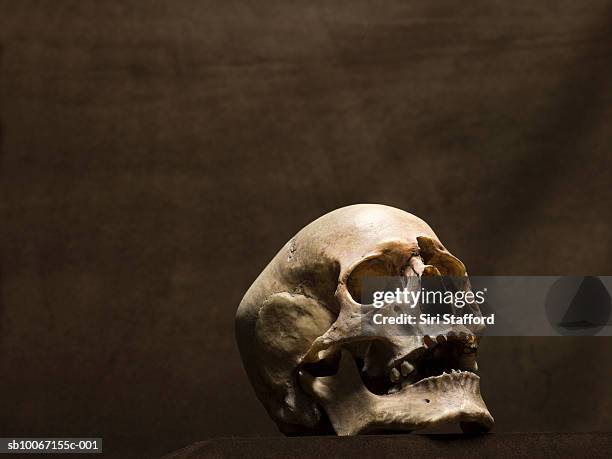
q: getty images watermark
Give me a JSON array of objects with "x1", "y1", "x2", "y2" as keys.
[
  {"x1": 371, "y1": 283, "x2": 492, "y2": 326},
  {"x1": 359, "y1": 276, "x2": 612, "y2": 336}
]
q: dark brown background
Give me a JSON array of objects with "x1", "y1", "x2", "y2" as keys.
[{"x1": 1, "y1": 1, "x2": 611, "y2": 458}]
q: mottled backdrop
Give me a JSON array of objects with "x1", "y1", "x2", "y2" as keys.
[{"x1": 1, "y1": 1, "x2": 611, "y2": 458}]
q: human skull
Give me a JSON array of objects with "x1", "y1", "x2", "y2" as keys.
[{"x1": 235, "y1": 204, "x2": 493, "y2": 435}]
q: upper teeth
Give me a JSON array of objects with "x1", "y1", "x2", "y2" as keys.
[
  {"x1": 400, "y1": 361, "x2": 415, "y2": 377},
  {"x1": 386, "y1": 334, "x2": 480, "y2": 388}
]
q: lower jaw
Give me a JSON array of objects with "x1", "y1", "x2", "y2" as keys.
[
  {"x1": 331, "y1": 374, "x2": 493, "y2": 435},
  {"x1": 361, "y1": 402, "x2": 494, "y2": 435},
  {"x1": 301, "y1": 350, "x2": 494, "y2": 436}
]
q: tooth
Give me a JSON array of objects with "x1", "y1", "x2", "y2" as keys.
[
  {"x1": 473, "y1": 362, "x2": 479, "y2": 372},
  {"x1": 423, "y1": 335, "x2": 436, "y2": 348},
  {"x1": 400, "y1": 361, "x2": 415, "y2": 377},
  {"x1": 389, "y1": 368, "x2": 400, "y2": 383},
  {"x1": 463, "y1": 345, "x2": 477, "y2": 354}
]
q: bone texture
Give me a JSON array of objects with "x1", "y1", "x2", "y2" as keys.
[{"x1": 235, "y1": 204, "x2": 493, "y2": 435}]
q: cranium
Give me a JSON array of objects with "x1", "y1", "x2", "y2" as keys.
[{"x1": 235, "y1": 204, "x2": 493, "y2": 435}]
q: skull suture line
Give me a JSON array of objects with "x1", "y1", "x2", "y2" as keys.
[{"x1": 235, "y1": 204, "x2": 494, "y2": 435}]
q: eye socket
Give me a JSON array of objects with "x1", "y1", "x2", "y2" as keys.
[{"x1": 347, "y1": 256, "x2": 404, "y2": 304}]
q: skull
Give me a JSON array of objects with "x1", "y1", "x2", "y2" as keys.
[{"x1": 235, "y1": 204, "x2": 493, "y2": 435}]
